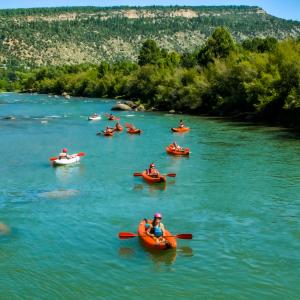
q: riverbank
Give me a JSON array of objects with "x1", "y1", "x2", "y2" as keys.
[{"x1": 2, "y1": 29, "x2": 300, "y2": 129}]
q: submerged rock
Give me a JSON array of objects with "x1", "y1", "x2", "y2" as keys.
[
  {"x1": 111, "y1": 103, "x2": 132, "y2": 111},
  {"x1": 0, "y1": 223, "x2": 11, "y2": 236},
  {"x1": 3, "y1": 115, "x2": 16, "y2": 120},
  {"x1": 39, "y1": 189, "x2": 79, "y2": 199}
]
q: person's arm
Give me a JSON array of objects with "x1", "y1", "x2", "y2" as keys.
[
  {"x1": 146, "y1": 225, "x2": 155, "y2": 237},
  {"x1": 160, "y1": 224, "x2": 166, "y2": 237}
]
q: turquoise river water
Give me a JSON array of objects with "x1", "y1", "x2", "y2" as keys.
[{"x1": 0, "y1": 93, "x2": 300, "y2": 300}]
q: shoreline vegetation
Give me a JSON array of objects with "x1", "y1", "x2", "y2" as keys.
[{"x1": 1, "y1": 27, "x2": 300, "y2": 129}]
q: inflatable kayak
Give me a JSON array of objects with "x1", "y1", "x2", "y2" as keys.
[
  {"x1": 127, "y1": 128, "x2": 141, "y2": 134},
  {"x1": 107, "y1": 115, "x2": 120, "y2": 121},
  {"x1": 171, "y1": 127, "x2": 190, "y2": 133},
  {"x1": 166, "y1": 146, "x2": 190, "y2": 156},
  {"x1": 141, "y1": 171, "x2": 166, "y2": 184},
  {"x1": 88, "y1": 115, "x2": 101, "y2": 121},
  {"x1": 53, "y1": 155, "x2": 80, "y2": 166},
  {"x1": 138, "y1": 219, "x2": 177, "y2": 250},
  {"x1": 115, "y1": 125, "x2": 123, "y2": 132},
  {"x1": 104, "y1": 131, "x2": 114, "y2": 136}
]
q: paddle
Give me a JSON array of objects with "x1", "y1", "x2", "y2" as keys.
[
  {"x1": 125, "y1": 122, "x2": 133, "y2": 128},
  {"x1": 133, "y1": 172, "x2": 176, "y2": 177},
  {"x1": 119, "y1": 232, "x2": 192, "y2": 240},
  {"x1": 49, "y1": 152, "x2": 85, "y2": 161}
]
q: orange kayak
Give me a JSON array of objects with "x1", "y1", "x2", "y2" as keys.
[
  {"x1": 115, "y1": 125, "x2": 123, "y2": 132},
  {"x1": 127, "y1": 128, "x2": 141, "y2": 134},
  {"x1": 141, "y1": 171, "x2": 166, "y2": 184},
  {"x1": 138, "y1": 219, "x2": 177, "y2": 250},
  {"x1": 166, "y1": 146, "x2": 190, "y2": 156},
  {"x1": 171, "y1": 127, "x2": 190, "y2": 133},
  {"x1": 107, "y1": 115, "x2": 120, "y2": 121},
  {"x1": 104, "y1": 131, "x2": 114, "y2": 136}
]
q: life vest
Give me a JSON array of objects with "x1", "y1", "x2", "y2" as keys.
[
  {"x1": 59, "y1": 153, "x2": 67, "y2": 159},
  {"x1": 152, "y1": 223, "x2": 163, "y2": 237}
]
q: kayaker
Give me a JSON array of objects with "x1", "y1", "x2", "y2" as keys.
[
  {"x1": 104, "y1": 126, "x2": 114, "y2": 133},
  {"x1": 115, "y1": 122, "x2": 121, "y2": 130},
  {"x1": 179, "y1": 119, "x2": 185, "y2": 128},
  {"x1": 146, "y1": 213, "x2": 166, "y2": 244},
  {"x1": 172, "y1": 141, "x2": 181, "y2": 150},
  {"x1": 59, "y1": 148, "x2": 70, "y2": 160},
  {"x1": 144, "y1": 218, "x2": 151, "y2": 230},
  {"x1": 147, "y1": 163, "x2": 159, "y2": 177}
]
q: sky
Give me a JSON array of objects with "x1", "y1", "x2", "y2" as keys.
[{"x1": 0, "y1": 0, "x2": 299, "y2": 21}]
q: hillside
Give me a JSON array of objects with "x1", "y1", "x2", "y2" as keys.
[{"x1": 0, "y1": 6, "x2": 300, "y2": 66}]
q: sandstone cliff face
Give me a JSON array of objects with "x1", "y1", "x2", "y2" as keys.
[{"x1": 0, "y1": 6, "x2": 299, "y2": 67}]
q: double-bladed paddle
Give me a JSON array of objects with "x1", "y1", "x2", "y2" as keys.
[
  {"x1": 133, "y1": 172, "x2": 176, "y2": 177},
  {"x1": 119, "y1": 232, "x2": 192, "y2": 239}
]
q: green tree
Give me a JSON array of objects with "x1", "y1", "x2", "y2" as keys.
[
  {"x1": 138, "y1": 39, "x2": 162, "y2": 66},
  {"x1": 197, "y1": 27, "x2": 235, "y2": 66}
]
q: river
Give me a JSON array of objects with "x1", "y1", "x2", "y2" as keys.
[{"x1": 0, "y1": 93, "x2": 300, "y2": 299}]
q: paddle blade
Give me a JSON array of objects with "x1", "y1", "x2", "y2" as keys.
[
  {"x1": 77, "y1": 152, "x2": 85, "y2": 157},
  {"x1": 119, "y1": 232, "x2": 138, "y2": 239},
  {"x1": 176, "y1": 234, "x2": 193, "y2": 239},
  {"x1": 49, "y1": 157, "x2": 58, "y2": 161},
  {"x1": 133, "y1": 173, "x2": 143, "y2": 177},
  {"x1": 166, "y1": 173, "x2": 176, "y2": 177},
  {"x1": 125, "y1": 123, "x2": 133, "y2": 128}
]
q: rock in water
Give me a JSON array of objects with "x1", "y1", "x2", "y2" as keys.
[
  {"x1": 0, "y1": 223, "x2": 11, "y2": 236},
  {"x1": 135, "y1": 104, "x2": 145, "y2": 111},
  {"x1": 39, "y1": 189, "x2": 79, "y2": 199},
  {"x1": 3, "y1": 115, "x2": 16, "y2": 120},
  {"x1": 123, "y1": 101, "x2": 137, "y2": 108},
  {"x1": 111, "y1": 103, "x2": 132, "y2": 111}
]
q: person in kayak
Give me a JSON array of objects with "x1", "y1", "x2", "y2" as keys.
[
  {"x1": 146, "y1": 213, "x2": 166, "y2": 244},
  {"x1": 146, "y1": 163, "x2": 159, "y2": 177},
  {"x1": 115, "y1": 122, "x2": 122, "y2": 130},
  {"x1": 179, "y1": 119, "x2": 185, "y2": 128},
  {"x1": 59, "y1": 148, "x2": 70, "y2": 160},
  {"x1": 104, "y1": 126, "x2": 114, "y2": 134},
  {"x1": 144, "y1": 218, "x2": 151, "y2": 230},
  {"x1": 171, "y1": 141, "x2": 182, "y2": 151}
]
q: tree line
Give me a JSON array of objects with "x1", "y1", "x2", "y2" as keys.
[{"x1": 1, "y1": 27, "x2": 300, "y2": 128}]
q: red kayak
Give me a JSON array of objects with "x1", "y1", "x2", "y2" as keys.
[
  {"x1": 106, "y1": 114, "x2": 120, "y2": 121},
  {"x1": 115, "y1": 125, "x2": 123, "y2": 132},
  {"x1": 103, "y1": 131, "x2": 114, "y2": 136},
  {"x1": 171, "y1": 127, "x2": 190, "y2": 133},
  {"x1": 166, "y1": 145, "x2": 190, "y2": 156},
  {"x1": 141, "y1": 171, "x2": 166, "y2": 184},
  {"x1": 138, "y1": 219, "x2": 177, "y2": 250},
  {"x1": 127, "y1": 128, "x2": 142, "y2": 134}
]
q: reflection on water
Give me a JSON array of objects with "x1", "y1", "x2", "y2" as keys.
[
  {"x1": 133, "y1": 184, "x2": 144, "y2": 191},
  {"x1": 145, "y1": 247, "x2": 177, "y2": 266},
  {"x1": 133, "y1": 183, "x2": 167, "y2": 192},
  {"x1": 148, "y1": 183, "x2": 167, "y2": 192},
  {"x1": 177, "y1": 246, "x2": 193, "y2": 257},
  {"x1": 54, "y1": 164, "x2": 85, "y2": 183},
  {"x1": 118, "y1": 247, "x2": 135, "y2": 258}
]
